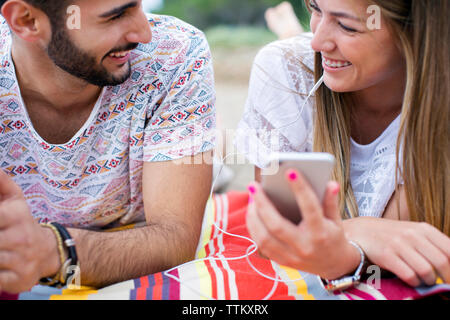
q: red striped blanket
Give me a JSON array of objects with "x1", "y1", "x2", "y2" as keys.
[{"x1": 2, "y1": 191, "x2": 449, "y2": 300}]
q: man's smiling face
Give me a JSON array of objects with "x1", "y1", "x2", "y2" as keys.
[{"x1": 46, "y1": 0, "x2": 152, "y2": 87}]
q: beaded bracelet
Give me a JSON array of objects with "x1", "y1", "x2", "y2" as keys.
[{"x1": 39, "y1": 223, "x2": 66, "y2": 286}]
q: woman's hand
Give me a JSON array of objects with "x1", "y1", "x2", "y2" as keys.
[
  {"x1": 344, "y1": 217, "x2": 450, "y2": 286},
  {"x1": 246, "y1": 169, "x2": 361, "y2": 280}
]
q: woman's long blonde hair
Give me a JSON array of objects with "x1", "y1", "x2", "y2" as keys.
[{"x1": 309, "y1": 0, "x2": 450, "y2": 235}]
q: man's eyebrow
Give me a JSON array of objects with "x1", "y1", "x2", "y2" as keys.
[{"x1": 99, "y1": 1, "x2": 139, "y2": 18}]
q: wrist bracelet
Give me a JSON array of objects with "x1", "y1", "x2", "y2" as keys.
[
  {"x1": 39, "y1": 223, "x2": 66, "y2": 287},
  {"x1": 51, "y1": 222, "x2": 79, "y2": 285},
  {"x1": 320, "y1": 240, "x2": 366, "y2": 292},
  {"x1": 39, "y1": 222, "x2": 79, "y2": 288}
]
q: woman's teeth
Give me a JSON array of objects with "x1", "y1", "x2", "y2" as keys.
[
  {"x1": 323, "y1": 58, "x2": 352, "y2": 68},
  {"x1": 109, "y1": 50, "x2": 131, "y2": 58}
]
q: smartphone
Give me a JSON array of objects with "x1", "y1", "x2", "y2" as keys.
[{"x1": 261, "y1": 152, "x2": 335, "y2": 225}]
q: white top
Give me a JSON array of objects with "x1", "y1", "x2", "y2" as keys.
[{"x1": 235, "y1": 33, "x2": 402, "y2": 218}]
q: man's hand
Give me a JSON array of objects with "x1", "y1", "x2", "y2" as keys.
[{"x1": 0, "y1": 170, "x2": 59, "y2": 294}]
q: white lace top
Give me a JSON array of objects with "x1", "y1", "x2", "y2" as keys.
[{"x1": 235, "y1": 33, "x2": 402, "y2": 218}]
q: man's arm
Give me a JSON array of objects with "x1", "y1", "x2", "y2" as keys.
[
  {"x1": 0, "y1": 151, "x2": 212, "y2": 292},
  {"x1": 69, "y1": 150, "x2": 212, "y2": 288}
]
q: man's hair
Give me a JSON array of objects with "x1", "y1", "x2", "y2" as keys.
[{"x1": 0, "y1": 0, "x2": 69, "y2": 27}]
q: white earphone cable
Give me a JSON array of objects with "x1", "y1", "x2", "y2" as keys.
[{"x1": 158, "y1": 69, "x2": 324, "y2": 300}]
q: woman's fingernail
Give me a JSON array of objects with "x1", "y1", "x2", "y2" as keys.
[
  {"x1": 287, "y1": 169, "x2": 298, "y2": 181},
  {"x1": 332, "y1": 183, "x2": 340, "y2": 195},
  {"x1": 248, "y1": 184, "x2": 257, "y2": 195}
]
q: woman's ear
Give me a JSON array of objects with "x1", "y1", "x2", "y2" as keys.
[{"x1": 1, "y1": 0, "x2": 50, "y2": 42}]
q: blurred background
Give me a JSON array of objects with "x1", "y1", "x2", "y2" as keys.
[{"x1": 144, "y1": 0, "x2": 311, "y2": 192}]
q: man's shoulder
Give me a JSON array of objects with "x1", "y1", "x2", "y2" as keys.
[
  {"x1": 146, "y1": 13, "x2": 205, "y2": 38},
  {"x1": 125, "y1": 14, "x2": 211, "y2": 90},
  {"x1": 0, "y1": 16, "x2": 11, "y2": 57},
  {"x1": 132, "y1": 14, "x2": 209, "y2": 63}
]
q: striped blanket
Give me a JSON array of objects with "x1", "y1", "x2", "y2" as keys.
[{"x1": 4, "y1": 191, "x2": 450, "y2": 300}]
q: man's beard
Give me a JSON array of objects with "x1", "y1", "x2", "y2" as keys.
[{"x1": 46, "y1": 26, "x2": 138, "y2": 87}]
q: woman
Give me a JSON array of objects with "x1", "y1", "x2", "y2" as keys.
[{"x1": 235, "y1": 0, "x2": 450, "y2": 289}]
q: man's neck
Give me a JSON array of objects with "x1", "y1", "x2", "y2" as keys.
[{"x1": 11, "y1": 42, "x2": 102, "y2": 112}]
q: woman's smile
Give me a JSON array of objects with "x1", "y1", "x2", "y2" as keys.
[{"x1": 322, "y1": 56, "x2": 352, "y2": 71}]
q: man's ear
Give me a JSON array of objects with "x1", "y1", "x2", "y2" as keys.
[{"x1": 1, "y1": 0, "x2": 50, "y2": 42}]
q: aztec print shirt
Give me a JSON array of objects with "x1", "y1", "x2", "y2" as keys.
[{"x1": 0, "y1": 14, "x2": 216, "y2": 229}]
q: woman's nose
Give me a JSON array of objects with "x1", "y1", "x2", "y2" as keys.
[{"x1": 310, "y1": 19, "x2": 336, "y2": 53}]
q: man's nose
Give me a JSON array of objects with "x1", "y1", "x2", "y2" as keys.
[{"x1": 126, "y1": 10, "x2": 152, "y2": 44}]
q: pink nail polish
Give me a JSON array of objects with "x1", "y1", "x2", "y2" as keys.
[
  {"x1": 248, "y1": 184, "x2": 256, "y2": 195},
  {"x1": 332, "y1": 183, "x2": 340, "y2": 195},
  {"x1": 287, "y1": 170, "x2": 298, "y2": 181}
]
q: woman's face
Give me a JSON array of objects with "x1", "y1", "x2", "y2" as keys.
[{"x1": 309, "y1": 0, "x2": 405, "y2": 93}]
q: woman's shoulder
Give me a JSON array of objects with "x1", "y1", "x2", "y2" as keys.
[
  {"x1": 253, "y1": 33, "x2": 316, "y2": 94},
  {"x1": 256, "y1": 32, "x2": 315, "y2": 73},
  {"x1": 238, "y1": 33, "x2": 317, "y2": 161}
]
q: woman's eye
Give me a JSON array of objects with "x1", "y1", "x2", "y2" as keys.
[
  {"x1": 338, "y1": 22, "x2": 357, "y2": 33},
  {"x1": 309, "y1": 0, "x2": 321, "y2": 13}
]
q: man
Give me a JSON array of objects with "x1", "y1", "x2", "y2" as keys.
[{"x1": 0, "y1": 0, "x2": 215, "y2": 293}]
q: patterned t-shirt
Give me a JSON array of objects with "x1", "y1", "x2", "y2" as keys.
[{"x1": 0, "y1": 14, "x2": 216, "y2": 229}]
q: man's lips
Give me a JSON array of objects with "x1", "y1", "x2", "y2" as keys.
[
  {"x1": 103, "y1": 43, "x2": 138, "y2": 62},
  {"x1": 107, "y1": 51, "x2": 131, "y2": 64}
]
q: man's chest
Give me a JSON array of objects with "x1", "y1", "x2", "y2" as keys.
[{"x1": 25, "y1": 102, "x2": 95, "y2": 145}]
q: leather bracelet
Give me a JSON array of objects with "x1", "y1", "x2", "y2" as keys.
[
  {"x1": 39, "y1": 222, "x2": 79, "y2": 288},
  {"x1": 320, "y1": 240, "x2": 366, "y2": 292},
  {"x1": 51, "y1": 222, "x2": 79, "y2": 285}
]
